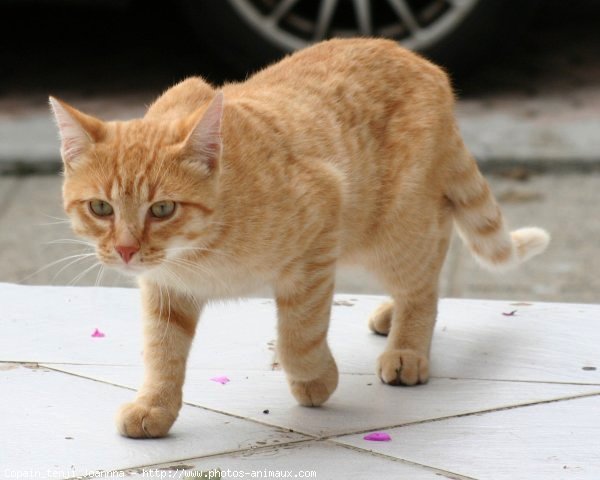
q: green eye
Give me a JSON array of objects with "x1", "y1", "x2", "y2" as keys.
[
  {"x1": 89, "y1": 199, "x2": 113, "y2": 217},
  {"x1": 150, "y1": 200, "x2": 176, "y2": 219}
]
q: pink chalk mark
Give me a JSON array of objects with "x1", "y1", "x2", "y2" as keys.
[
  {"x1": 210, "y1": 376, "x2": 230, "y2": 385},
  {"x1": 91, "y1": 328, "x2": 105, "y2": 338},
  {"x1": 363, "y1": 432, "x2": 391, "y2": 442}
]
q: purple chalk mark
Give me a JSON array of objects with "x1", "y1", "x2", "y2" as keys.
[
  {"x1": 363, "y1": 432, "x2": 391, "y2": 442},
  {"x1": 210, "y1": 376, "x2": 230, "y2": 385},
  {"x1": 91, "y1": 328, "x2": 105, "y2": 338}
]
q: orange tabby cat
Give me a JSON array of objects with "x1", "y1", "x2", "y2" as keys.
[{"x1": 49, "y1": 38, "x2": 549, "y2": 438}]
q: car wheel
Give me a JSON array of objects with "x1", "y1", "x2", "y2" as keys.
[{"x1": 181, "y1": 0, "x2": 538, "y2": 78}]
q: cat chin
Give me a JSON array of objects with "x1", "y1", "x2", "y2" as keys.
[{"x1": 107, "y1": 263, "x2": 148, "y2": 277}]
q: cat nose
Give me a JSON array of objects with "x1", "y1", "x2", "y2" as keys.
[{"x1": 115, "y1": 245, "x2": 140, "y2": 264}]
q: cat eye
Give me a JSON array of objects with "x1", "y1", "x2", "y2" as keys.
[
  {"x1": 149, "y1": 200, "x2": 176, "y2": 219},
  {"x1": 89, "y1": 199, "x2": 113, "y2": 217}
]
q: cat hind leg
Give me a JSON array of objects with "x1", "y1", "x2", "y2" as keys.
[
  {"x1": 368, "y1": 230, "x2": 450, "y2": 386},
  {"x1": 375, "y1": 289, "x2": 437, "y2": 386},
  {"x1": 368, "y1": 300, "x2": 393, "y2": 336}
]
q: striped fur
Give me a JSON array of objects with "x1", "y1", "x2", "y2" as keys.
[
  {"x1": 51, "y1": 39, "x2": 549, "y2": 438},
  {"x1": 443, "y1": 138, "x2": 550, "y2": 270}
]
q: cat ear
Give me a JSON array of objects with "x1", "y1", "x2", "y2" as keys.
[
  {"x1": 182, "y1": 92, "x2": 224, "y2": 175},
  {"x1": 48, "y1": 96, "x2": 105, "y2": 169}
]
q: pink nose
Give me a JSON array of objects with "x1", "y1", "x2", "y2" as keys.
[{"x1": 115, "y1": 245, "x2": 140, "y2": 264}]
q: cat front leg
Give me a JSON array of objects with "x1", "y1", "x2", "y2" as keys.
[
  {"x1": 275, "y1": 252, "x2": 339, "y2": 407},
  {"x1": 116, "y1": 278, "x2": 202, "y2": 438}
]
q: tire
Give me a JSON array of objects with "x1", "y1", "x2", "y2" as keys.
[{"x1": 180, "y1": 0, "x2": 539, "y2": 79}]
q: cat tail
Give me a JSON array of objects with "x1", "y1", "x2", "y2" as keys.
[{"x1": 444, "y1": 149, "x2": 550, "y2": 271}]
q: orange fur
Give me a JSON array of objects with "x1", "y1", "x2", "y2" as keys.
[{"x1": 50, "y1": 38, "x2": 549, "y2": 438}]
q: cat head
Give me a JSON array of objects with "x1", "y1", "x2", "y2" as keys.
[{"x1": 49, "y1": 93, "x2": 224, "y2": 276}]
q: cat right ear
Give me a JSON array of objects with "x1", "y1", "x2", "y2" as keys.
[
  {"x1": 48, "y1": 97, "x2": 105, "y2": 170},
  {"x1": 181, "y1": 92, "x2": 224, "y2": 176}
]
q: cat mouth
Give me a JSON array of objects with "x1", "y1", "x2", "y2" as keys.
[
  {"x1": 101, "y1": 260, "x2": 148, "y2": 276},
  {"x1": 98, "y1": 252, "x2": 163, "y2": 274},
  {"x1": 113, "y1": 258, "x2": 167, "y2": 275},
  {"x1": 115, "y1": 263, "x2": 146, "y2": 276}
]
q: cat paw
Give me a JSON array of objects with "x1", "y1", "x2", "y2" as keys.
[
  {"x1": 368, "y1": 301, "x2": 393, "y2": 336},
  {"x1": 116, "y1": 401, "x2": 177, "y2": 438},
  {"x1": 377, "y1": 349, "x2": 429, "y2": 386},
  {"x1": 289, "y1": 361, "x2": 339, "y2": 407}
]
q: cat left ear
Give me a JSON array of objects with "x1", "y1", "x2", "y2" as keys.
[
  {"x1": 182, "y1": 92, "x2": 224, "y2": 175},
  {"x1": 48, "y1": 96, "x2": 106, "y2": 170}
]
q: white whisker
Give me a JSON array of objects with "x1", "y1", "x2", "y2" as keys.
[
  {"x1": 161, "y1": 266, "x2": 202, "y2": 312},
  {"x1": 20, "y1": 252, "x2": 96, "y2": 283},
  {"x1": 68, "y1": 261, "x2": 102, "y2": 286},
  {"x1": 44, "y1": 239, "x2": 96, "y2": 247},
  {"x1": 164, "y1": 257, "x2": 232, "y2": 295},
  {"x1": 37, "y1": 220, "x2": 72, "y2": 226},
  {"x1": 165, "y1": 245, "x2": 235, "y2": 261},
  {"x1": 94, "y1": 264, "x2": 106, "y2": 287},
  {"x1": 159, "y1": 282, "x2": 172, "y2": 346},
  {"x1": 52, "y1": 254, "x2": 97, "y2": 282},
  {"x1": 157, "y1": 281, "x2": 164, "y2": 332},
  {"x1": 40, "y1": 213, "x2": 70, "y2": 222}
]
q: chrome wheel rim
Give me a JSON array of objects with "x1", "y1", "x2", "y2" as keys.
[{"x1": 227, "y1": 0, "x2": 479, "y2": 52}]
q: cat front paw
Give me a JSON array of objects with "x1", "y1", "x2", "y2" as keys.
[
  {"x1": 288, "y1": 360, "x2": 339, "y2": 407},
  {"x1": 377, "y1": 349, "x2": 429, "y2": 386},
  {"x1": 116, "y1": 401, "x2": 177, "y2": 438}
]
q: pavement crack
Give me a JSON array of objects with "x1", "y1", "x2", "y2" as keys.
[
  {"x1": 323, "y1": 390, "x2": 600, "y2": 440},
  {"x1": 330, "y1": 442, "x2": 478, "y2": 480}
]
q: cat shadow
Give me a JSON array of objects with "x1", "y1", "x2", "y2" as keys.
[{"x1": 430, "y1": 325, "x2": 524, "y2": 381}]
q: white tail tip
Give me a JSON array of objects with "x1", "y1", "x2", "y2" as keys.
[{"x1": 511, "y1": 227, "x2": 551, "y2": 262}]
